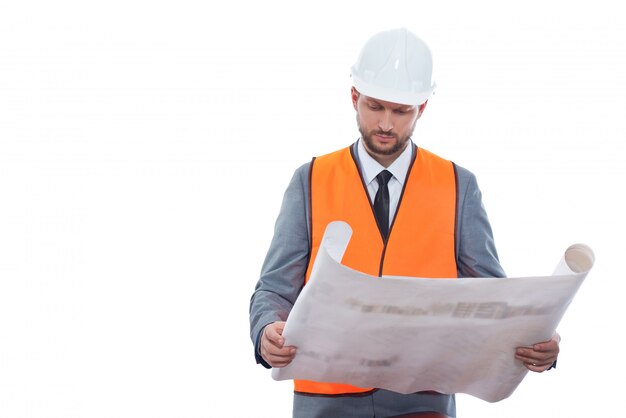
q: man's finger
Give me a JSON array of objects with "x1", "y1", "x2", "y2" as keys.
[
  {"x1": 516, "y1": 345, "x2": 557, "y2": 358},
  {"x1": 263, "y1": 350, "x2": 296, "y2": 363},
  {"x1": 264, "y1": 322, "x2": 286, "y2": 347},
  {"x1": 533, "y1": 341, "x2": 559, "y2": 354},
  {"x1": 262, "y1": 340, "x2": 295, "y2": 357},
  {"x1": 524, "y1": 362, "x2": 551, "y2": 373},
  {"x1": 515, "y1": 352, "x2": 553, "y2": 363},
  {"x1": 261, "y1": 344, "x2": 297, "y2": 368}
]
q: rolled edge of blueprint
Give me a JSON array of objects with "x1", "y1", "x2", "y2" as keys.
[{"x1": 553, "y1": 243, "x2": 595, "y2": 276}]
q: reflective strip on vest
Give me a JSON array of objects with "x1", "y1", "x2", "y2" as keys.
[{"x1": 294, "y1": 145, "x2": 458, "y2": 396}]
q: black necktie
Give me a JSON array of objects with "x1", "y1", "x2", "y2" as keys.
[{"x1": 374, "y1": 170, "x2": 393, "y2": 240}]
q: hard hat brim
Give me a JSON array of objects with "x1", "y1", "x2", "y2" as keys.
[{"x1": 352, "y1": 75, "x2": 435, "y2": 106}]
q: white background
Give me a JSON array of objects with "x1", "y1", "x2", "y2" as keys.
[{"x1": 1, "y1": 1, "x2": 624, "y2": 417}]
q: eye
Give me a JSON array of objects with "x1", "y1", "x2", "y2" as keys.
[{"x1": 368, "y1": 104, "x2": 382, "y2": 111}]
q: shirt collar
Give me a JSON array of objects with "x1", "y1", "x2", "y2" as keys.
[{"x1": 357, "y1": 138, "x2": 414, "y2": 186}]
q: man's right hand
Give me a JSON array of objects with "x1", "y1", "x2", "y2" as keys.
[{"x1": 260, "y1": 321, "x2": 296, "y2": 368}]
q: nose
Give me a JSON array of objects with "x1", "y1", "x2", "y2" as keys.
[{"x1": 378, "y1": 110, "x2": 393, "y2": 132}]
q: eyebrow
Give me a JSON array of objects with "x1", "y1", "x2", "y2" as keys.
[{"x1": 366, "y1": 98, "x2": 414, "y2": 111}]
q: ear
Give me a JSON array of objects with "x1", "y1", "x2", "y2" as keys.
[
  {"x1": 351, "y1": 86, "x2": 360, "y2": 110},
  {"x1": 417, "y1": 100, "x2": 428, "y2": 119}
]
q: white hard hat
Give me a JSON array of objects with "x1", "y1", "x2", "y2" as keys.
[{"x1": 351, "y1": 28, "x2": 436, "y2": 106}]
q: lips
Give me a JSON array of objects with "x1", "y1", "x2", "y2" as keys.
[{"x1": 374, "y1": 133, "x2": 396, "y2": 144}]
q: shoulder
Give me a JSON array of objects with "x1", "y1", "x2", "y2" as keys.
[
  {"x1": 453, "y1": 163, "x2": 479, "y2": 194},
  {"x1": 414, "y1": 147, "x2": 478, "y2": 193},
  {"x1": 311, "y1": 146, "x2": 355, "y2": 173},
  {"x1": 280, "y1": 162, "x2": 311, "y2": 208},
  {"x1": 292, "y1": 162, "x2": 311, "y2": 187},
  {"x1": 287, "y1": 144, "x2": 353, "y2": 192}
]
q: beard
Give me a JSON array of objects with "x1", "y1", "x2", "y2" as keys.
[{"x1": 357, "y1": 116, "x2": 415, "y2": 156}]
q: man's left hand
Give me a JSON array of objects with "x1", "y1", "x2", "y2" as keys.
[{"x1": 515, "y1": 332, "x2": 560, "y2": 373}]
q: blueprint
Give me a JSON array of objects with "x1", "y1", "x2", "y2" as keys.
[{"x1": 272, "y1": 221, "x2": 594, "y2": 402}]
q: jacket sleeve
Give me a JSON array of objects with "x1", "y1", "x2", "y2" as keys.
[
  {"x1": 454, "y1": 165, "x2": 506, "y2": 278},
  {"x1": 249, "y1": 163, "x2": 311, "y2": 368}
]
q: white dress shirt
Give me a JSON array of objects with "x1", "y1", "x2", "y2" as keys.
[{"x1": 357, "y1": 139, "x2": 413, "y2": 228}]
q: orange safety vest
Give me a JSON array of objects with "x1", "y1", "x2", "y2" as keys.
[{"x1": 294, "y1": 144, "x2": 458, "y2": 396}]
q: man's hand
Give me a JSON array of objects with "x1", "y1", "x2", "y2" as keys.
[
  {"x1": 515, "y1": 332, "x2": 560, "y2": 373},
  {"x1": 260, "y1": 321, "x2": 296, "y2": 368}
]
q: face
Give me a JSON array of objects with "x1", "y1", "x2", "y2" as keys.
[{"x1": 351, "y1": 87, "x2": 426, "y2": 166}]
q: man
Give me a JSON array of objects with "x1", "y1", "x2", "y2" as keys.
[{"x1": 249, "y1": 28, "x2": 560, "y2": 418}]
